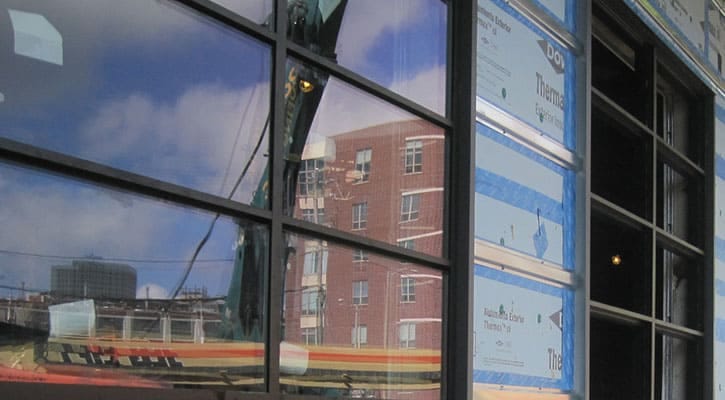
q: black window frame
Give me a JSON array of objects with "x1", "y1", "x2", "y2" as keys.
[
  {"x1": 0, "y1": 0, "x2": 478, "y2": 399},
  {"x1": 588, "y1": 3, "x2": 715, "y2": 399}
]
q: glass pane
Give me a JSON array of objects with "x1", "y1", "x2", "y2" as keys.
[
  {"x1": 655, "y1": 335, "x2": 701, "y2": 400},
  {"x1": 210, "y1": 0, "x2": 274, "y2": 26},
  {"x1": 591, "y1": 112, "x2": 652, "y2": 219},
  {"x1": 590, "y1": 318, "x2": 650, "y2": 400},
  {"x1": 656, "y1": 248, "x2": 702, "y2": 330},
  {"x1": 590, "y1": 211, "x2": 651, "y2": 315},
  {"x1": 657, "y1": 162, "x2": 701, "y2": 246},
  {"x1": 286, "y1": 0, "x2": 447, "y2": 114},
  {"x1": 283, "y1": 58, "x2": 445, "y2": 257},
  {"x1": 591, "y1": 15, "x2": 650, "y2": 125},
  {"x1": 656, "y1": 72, "x2": 702, "y2": 164},
  {"x1": 281, "y1": 232, "x2": 442, "y2": 399},
  {"x1": 0, "y1": 0, "x2": 271, "y2": 206},
  {"x1": 0, "y1": 163, "x2": 267, "y2": 391}
]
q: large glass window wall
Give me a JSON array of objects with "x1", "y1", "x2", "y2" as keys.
[{"x1": 0, "y1": 0, "x2": 457, "y2": 398}]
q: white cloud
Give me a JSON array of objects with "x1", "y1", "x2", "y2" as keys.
[
  {"x1": 80, "y1": 82, "x2": 270, "y2": 198},
  {"x1": 336, "y1": 1, "x2": 425, "y2": 69},
  {"x1": 137, "y1": 283, "x2": 169, "y2": 300},
  {"x1": 390, "y1": 64, "x2": 446, "y2": 114}
]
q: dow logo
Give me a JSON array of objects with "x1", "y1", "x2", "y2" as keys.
[{"x1": 537, "y1": 40, "x2": 565, "y2": 74}]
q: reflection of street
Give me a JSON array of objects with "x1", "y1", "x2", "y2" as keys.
[{"x1": 0, "y1": 294, "x2": 266, "y2": 389}]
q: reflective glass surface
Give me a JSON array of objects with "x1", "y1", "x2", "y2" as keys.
[
  {"x1": 655, "y1": 335, "x2": 701, "y2": 400},
  {"x1": 657, "y1": 162, "x2": 701, "y2": 246},
  {"x1": 282, "y1": 58, "x2": 445, "y2": 257},
  {"x1": 0, "y1": 0, "x2": 271, "y2": 205},
  {"x1": 210, "y1": 0, "x2": 275, "y2": 25},
  {"x1": 656, "y1": 248, "x2": 702, "y2": 330},
  {"x1": 0, "y1": 163, "x2": 268, "y2": 391},
  {"x1": 286, "y1": 0, "x2": 447, "y2": 114},
  {"x1": 281, "y1": 232, "x2": 442, "y2": 399}
]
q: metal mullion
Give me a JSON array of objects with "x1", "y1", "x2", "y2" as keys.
[
  {"x1": 0, "y1": 137, "x2": 270, "y2": 223},
  {"x1": 265, "y1": 0, "x2": 287, "y2": 395},
  {"x1": 702, "y1": 94, "x2": 716, "y2": 400},
  {"x1": 650, "y1": 316, "x2": 656, "y2": 400},
  {"x1": 176, "y1": 0, "x2": 277, "y2": 45},
  {"x1": 286, "y1": 42, "x2": 452, "y2": 129},
  {"x1": 655, "y1": 228, "x2": 705, "y2": 259},
  {"x1": 655, "y1": 138, "x2": 706, "y2": 178},
  {"x1": 591, "y1": 87, "x2": 655, "y2": 138},
  {"x1": 281, "y1": 217, "x2": 450, "y2": 271},
  {"x1": 591, "y1": 193, "x2": 653, "y2": 231},
  {"x1": 647, "y1": 47, "x2": 657, "y2": 400},
  {"x1": 443, "y1": 0, "x2": 475, "y2": 399},
  {"x1": 654, "y1": 320, "x2": 704, "y2": 340},
  {"x1": 1, "y1": 383, "x2": 278, "y2": 400},
  {"x1": 279, "y1": 394, "x2": 345, "y2": 400},
  {"x1": 583, "y1": 0, "x2": 593, "y2": 397},
  {"x1": 590, "y1": 300, "x2": 652, "y2": 326}
]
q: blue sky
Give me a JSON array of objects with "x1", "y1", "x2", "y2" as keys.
[{"x1": 0, "y1": 0, "x2": 447, "y2": 300}]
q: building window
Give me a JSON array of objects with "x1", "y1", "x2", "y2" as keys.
[
  {"x1": 399, "y1": 323, "x2": 416, "y2": 349},
  {"x1": 352, "y1": 202, "x2": 368, "y2": 230},
  {"x1": 400, "y1": 193, "x2": 420, "y2": 222},
  {"x1": 301, "y1": 288, "x2": 319, "y2": 316},
  {"x1": 399, "y1": 239, "x2": 415, "y2": 250},
  {"x1": 302, "y1": 327, "x2": 318, "y2": 345},
  {"x1": 401, "y1": 277, "x2": 415, "y2": 302},
  {"x1": 301, "y1": 208, "x2": 324, "y2": 223},
  {"x1": 354, "y1": 148, "x2": 371, "y2": 183},
  {"x1": 589, "y1": 4, "x2": 709, "y2": 398},
  {"x1": 404, "y1": 140, "x2": 423, "y2": 174},
  {"x1": 303, "y1": 249, "x2": 327, "y2": 275},
  {"x1": 352, "y1": 249, "x2": 368, "y2": 263},
  {"x1": 298, "y1": 159, "x2": 325, "y2": 196},
  {"x1": 351, "y1": 324, "x2": 367, "y2": 347},
  {"x1": 352, "y1": 280, "x2": 368, "y2": 305}
]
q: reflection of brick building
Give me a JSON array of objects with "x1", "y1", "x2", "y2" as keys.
[{"x1": 284, "y1": 120, "x2": 444, "y2": 355}]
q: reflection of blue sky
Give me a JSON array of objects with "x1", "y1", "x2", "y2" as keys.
[
  {"x1": 0, "y1": 163, "x2": 239, "y2": 299},
  {"x1": 1, "y1": 0, "x2": 271, "y2": 200},
  {"x1": 0, "y1": 0, "x2": 447, "y2": 299},
  {"x1": 336, "y1": 0, "x2": 447, "y2": 112}
]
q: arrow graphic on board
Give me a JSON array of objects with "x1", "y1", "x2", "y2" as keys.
[
  {"x1": 533, "y1": 210, "x2": 549, "y2": 258},
  {"x1": 549, "y1": 309, "x2": 563, "y2": 331}
]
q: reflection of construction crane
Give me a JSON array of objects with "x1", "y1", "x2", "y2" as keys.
[{"x1": 174, "y1": 0, "x2": 349, "y2": 342}]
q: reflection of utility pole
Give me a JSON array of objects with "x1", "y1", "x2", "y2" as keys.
[
  {"x1": 313, "y1": 166, "x2": 326, "y2": 345},
  {"x1": 383, "y1": 271, "x2": 390, "y2": 348},
  {"x1": 338, "y1": 298, "x2": 361, "y2": 348},
  {"x1": 353, "y1": 303, "x2": 360, "y2": 348}
]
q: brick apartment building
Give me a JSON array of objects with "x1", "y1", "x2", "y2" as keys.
[{"x1": 283, "y1": 119, "x2": 445, "y2": 378}]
